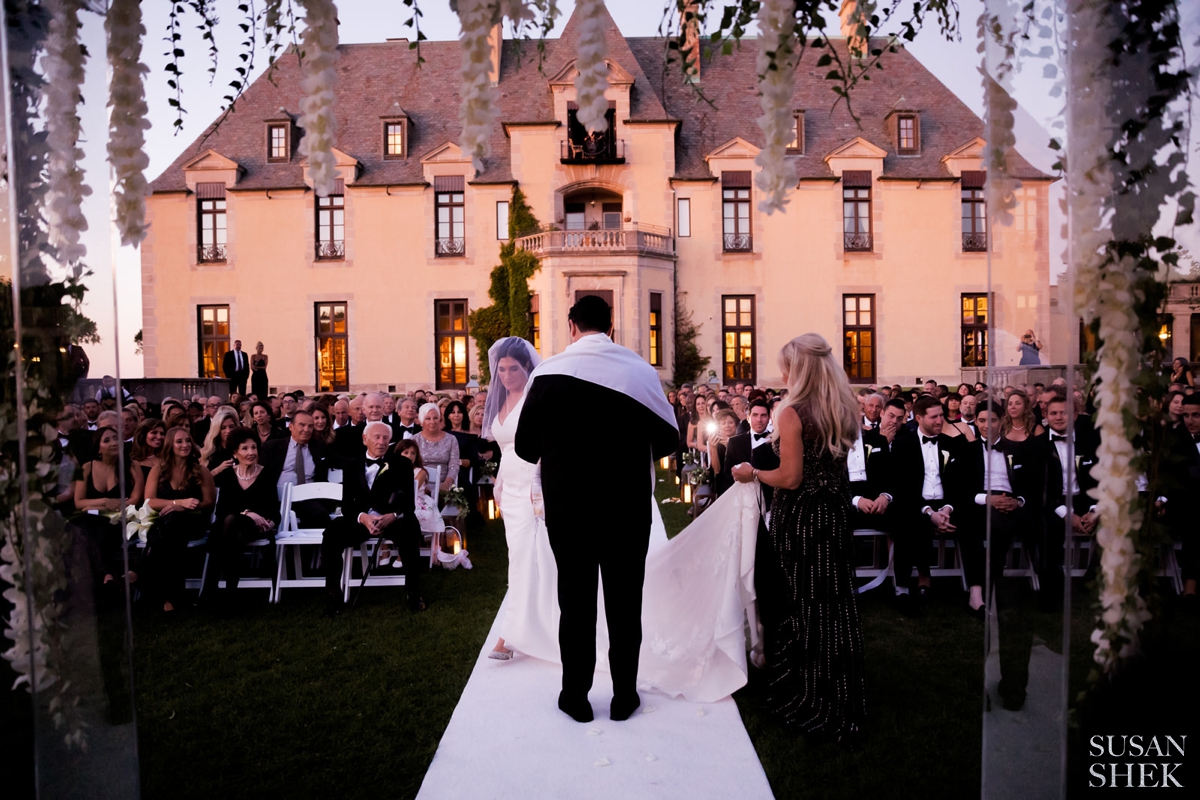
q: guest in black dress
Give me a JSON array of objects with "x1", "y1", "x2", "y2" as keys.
[
  {"x1": 250, "y1": 341, "x2": 270, "y2": 400},
  {"x1": 139, "y1": 426, "x2": 215, "y2": 612},
  {"x1": 130, "y1": 418, "x2": 166, "y2": 483},
  {"x1": 200, "y1": 407, "x2": 242, "y2": 477},
  {"x1": 72, "y1": 427, "x2": 145, "y2": 587},
  {"x1": 445, "y1": 400, "x2": 482, "y2": 515},
  {"x1": 732, "y1": 333, "x2": 866, "y2": 746},
  {"x1": 249, "y1": 401, "x2": 285, "y2": 446},
  {"x1": 202, "y1": 429, "x2": 280, "y2": 609},
  {"x1": 707, "y1": 409, "x2": 740, "y2": 496}
]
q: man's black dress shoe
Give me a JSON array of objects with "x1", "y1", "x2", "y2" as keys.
[
  {"x1": 558, "y1": 692, "x2": 594, "y2": 723},
  {"x1": 610, "y1": 692, "x2": 641, "y2": 721}
]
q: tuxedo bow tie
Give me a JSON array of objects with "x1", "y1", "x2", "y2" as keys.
[
  {"x1": 921, "y1": 435, "x2": 938, "y2": 445},
  {"x1": 1050, "y1": 432, "x2": 1068, "y2": 441},
  {"x1": 753, "y1": 432, "x2": 769, "y2": 441},
  {"x1": 366, "y1": 458, "x2": 386, "y2": 468}
]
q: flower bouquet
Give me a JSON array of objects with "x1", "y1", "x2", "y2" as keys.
[
  {"x1": 116, "y1": 500, "x2": 158, "y2": 543},
  {"x1": 441, "y1": 485, "x2": 468, "y2": 517}
]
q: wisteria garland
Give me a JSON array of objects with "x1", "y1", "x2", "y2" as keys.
[
  {"x1": 297, "y1": 0, "x2": 341, "y2": 197},
  {"x1": 752, "y1": 0, "x2": 798, "y2": 214},
  {"x1": 43, "y1": 0, "x2": 91, "y2": 267},
  {"x1": 1065, "y1": 0, "x2": 1149, "y2": 672},
  {"x1": 573, "y1": 0, "x2": 609, "y2": 134},
  {"x1": 105, "y1": 0, "x2": 151, "y2": 246},
  {"x1": 456, "y1": 0, "x2": 500, "y2": 172}
]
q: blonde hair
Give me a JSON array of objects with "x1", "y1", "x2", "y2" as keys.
[
  {"x1": 201, "y1": 407, "x2": 241, "y2": 462},
  {"x1": 774, "y1": 333, "x2": 860, "y2": 459}
]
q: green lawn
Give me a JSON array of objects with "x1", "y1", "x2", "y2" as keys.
[{"x1": 6, "y1": 467, "x2": 1193, "y2": 798}]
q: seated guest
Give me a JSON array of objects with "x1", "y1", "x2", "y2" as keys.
[
  {"x1": 331, "y1": 398, "x2": 351, "y2": 430},
  {"x1": 72, "y1": 427, "x2": 145, "y2": 590},
  {"x1": 413, "y1": 403, "x2": 459, "y2": 493},
  {"x1": 888, "y1": 395, "x2": 967, "y2": 613},
  {"x1": 1003, "y1": 389, "x2": 1044, "y2": 444},
  {"x1": 347, "y1": 394, "x2": 365, "y2": 425},
  {"x1": 1164, "y1": 394, "x2": 1200, "y2": 605},
  {"x1": 139, "y1": 427, "x2": 216, "y2": 613},
  {"x1": 381, "y1": 394, "x2": 399, "y2": 428},
  {"x1": 707, "y1": 409, "x2": 740, "y2": 496},
  {"x1": 394, "y1": 397, "x2": 421, "y2": 440},
  {"x1": 730, "y1": 395, "x2": 750, "y2": 435},
  {"x1": 395, "y1": 440, "x2": 444, "y2": 535},
  {"x1": 848, "y1": 399, "x2": 904, "y2": 531},
  {"x1": 942, "y1": 393, "x2": 977, "y2": 441},
  {"x1": 201, "y1": 407, "x2": 242, "y2": 477},
  {"x1": 202, "y1": 429, "x2": 280, "y2": 611},
  {"x1": 445, "y1": 399, "x2": 482, "y2": 512},
  {"x1": 275, "y1": 394, "x2": 298, "y2": 432},
  {"x1": 321, "y1": 422, "x2": 423, "y2": 615},
  {"x1": 249, "y1": 401, "x2": 284, "y2": 445},
  {"x1": 862, "y1": 392, "x2": 884, "y2": 431},
  {"x1": 131, "y1": 418, "x2": 167, "y2": 482},
  {"x1": 309, "y1": 404, "x2": 335, "y2": 448},
  {"x1": 262, "y1": 410, "x2": 331, "y2": 528},
  {"x1": 1035, "y1": 394, "x2": 1098, "y2": 604},
  {"x1": 959, "y1": 401, "x2": 1041, "y2": 617},
  {"x1": 335, "y1": 391, "x2": 389, "y2": 459},
  {"x1": 959, "y1": 393, "x2": 979, "y2": 436}
]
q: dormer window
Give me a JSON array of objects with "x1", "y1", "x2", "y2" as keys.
[
  {"x1": 896, "y1": 113, "x2": 919, "y2": 155},
  {"x1": 787, "y1": 111, "x2": 805, "y2": 154},
  {"x1": 383, "y1": 119, "x2": 406, "y2": 159},
  {"x1": 267, "y1": 122, "x2": 290, "y2": 163},
  {"x1": 562, "y1": 101, "x2": 624, "y2": 164}
]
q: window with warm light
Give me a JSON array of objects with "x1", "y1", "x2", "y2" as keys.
[
  {"x1": 436, "y1": 299, "x2": 470, "y2": 389},
  {"x1": 722, "y1": 295, "x2": 755, "y2": 384},
  {"x1": 961, "y1": 293, "x2": 989, "y2": 367},
  {"x1": 384, "y1": 121, "x2": 405, "y2": 159},
  {"x1": 315, "y1": 302, "x2": 349, "y2": 392},
  {"x1": 649, "y1": 292, "x2": 663, "y2": 367},
  {"x1": 843, "y1": 294, "x2": 875, "y2": 382},
  {"x1": 197, "y1": 305, "x2": 230, "y2": 378}
]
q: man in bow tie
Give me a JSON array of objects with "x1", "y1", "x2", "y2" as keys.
[
  {"x1": 394, "y1": 397, "x2": 421, "y2": 440},
  {"x1": 1035, "y1": 394, "x2": 1099, "y2": 606},
  {"x1": 848, "y1": 399, "x2": 904, "y2": 531},
  {"x1": 862, "y1": 392, "x2": 884, "y2": 432},
  {"x1": 887, "y1": 395, "x2": 967, "y2": 612},
  {"x1": 222, "y1": 340, "x2": 250, "y2": 397},
  {"x1": 725, "y1": 399, "x2": 782, "y2": 616},
  {"x1": 1163, "y1": 394, "x2": 1200, "y2": 607},
  {"x1": 321, "y1": 421, "x2": 422, "y2": 615}
]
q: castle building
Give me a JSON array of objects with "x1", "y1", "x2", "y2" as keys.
[{"x1": 142, "y1": 5, "x2": 1052, "y2": 393}]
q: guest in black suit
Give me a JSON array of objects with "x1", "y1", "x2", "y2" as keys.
[
  {"x1": 320, "y1": 422, "x2": 423, "y2": 614},
  {"x1": 888, "y1": 395, "x2": 967, "y2": 611},
  {"x1": 1163, "y1": 394, "x2": 1200, "y2": 605},
  {"x1": 1035, "y1": 394, "x2": 1099, "y2": 603},
  {"x1": 222, "y1": 340, "x2": 251, "y2": 397},
  {"x1": 848, "y1": 399, "x2": 905, "y2": 532},
  {"x1": 202, "y1": 429, "x2": 280, "y2": 611},
  {"x1": 261, "y1": 411, "x2": 331, "y2": 529},
  {"x1": 393, "y1": 397, "x2": 421, "y2": 440},
  {"x1": 515, "y1": 296, "x2": 678, "y2": 723},
  {"x1": 726, "y1": 398, "x2": 781, "y2": 636}
]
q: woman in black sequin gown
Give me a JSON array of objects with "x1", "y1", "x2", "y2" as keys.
[{"x1": 733, "y1": 334, "x2": 866, "y2": 746}]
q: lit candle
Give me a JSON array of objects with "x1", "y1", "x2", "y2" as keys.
[
  {"x1": 488, "y1": 499, "x2": 496, "y2": 520},
  {"x1": 682, "y1": 483, "x2": 692, "y2": 504},
  {"x1": 660, "y1": 456, "x2": 670, "y2": 470}
]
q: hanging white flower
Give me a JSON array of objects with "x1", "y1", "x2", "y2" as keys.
[
  {"x1": 573, "y1": 0, "x2": 610, "y2": 134},
  {"x1": 456, "y1": 0, "x2": 499, "y2": 173},
  {"x1": 105, "y1": 0, "x2": 152, "y2": 247},
  {"x1": 43, "y1": 0, "x2": 91, "y2": 266},
  {"x1": 753, "y1": 0, "x2": 798, "y2": 214},
  {"x1": 297, "y1": 0, "x2": 341, "y2": 198}
]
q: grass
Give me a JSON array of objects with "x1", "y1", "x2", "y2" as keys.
[{"x1": 5, "y1": 467, "x2": 1197, "y2": 798}]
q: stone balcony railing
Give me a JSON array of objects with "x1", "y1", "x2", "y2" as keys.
[{"x1": 515, "y1": 223, "x2": 675, "y2": 258}]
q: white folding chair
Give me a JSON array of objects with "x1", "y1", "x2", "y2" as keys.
[
  {"x1": 853, "y1": 528, "x2": 894, "y2": 593},
  {"x1": 274, "y1": 481, "x2": 343, "y2": 603}
]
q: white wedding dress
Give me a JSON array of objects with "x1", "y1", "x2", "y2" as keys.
[{"x1": 492, "y1": 396, "x2": 761, "y2": 703}]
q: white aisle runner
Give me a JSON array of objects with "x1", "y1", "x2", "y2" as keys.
[{"x1": 416, "y1": 598, "x2": 775, "y2": 800}]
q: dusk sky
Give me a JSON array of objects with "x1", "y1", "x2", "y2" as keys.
[{"x1": 60, "y1": 0, "x2": 1195, "y2": 377}]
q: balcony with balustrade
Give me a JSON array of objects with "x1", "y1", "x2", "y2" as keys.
[
  {"x1": 515, "y1": 223, "x2": 675, "y2": 259},
  {"x1": 962, "y1": 231, "x2": 988, "y2": 252}
]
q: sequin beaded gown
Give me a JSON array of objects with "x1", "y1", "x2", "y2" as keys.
[{"x1": 760, "y1": 408, "x2": 866, "y2": 744}]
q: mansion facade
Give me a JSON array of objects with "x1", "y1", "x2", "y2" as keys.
[{"x1": 141, "y1": 5, "x2": 1052, "y2": 393}]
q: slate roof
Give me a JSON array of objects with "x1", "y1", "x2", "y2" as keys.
[{"x1": 149, "y1": 5, "x2": 1049, "y2": 194}]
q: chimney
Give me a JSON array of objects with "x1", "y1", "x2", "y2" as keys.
[
  {"x1": 839, "y1": 0, "x2": 870, "y2": 57},
  {"x1": 487, "y1": 23, "x2": 502, "y2": 85},
  {"x1": 681, "y1": 2, "x2": 700, "y2": 82}
]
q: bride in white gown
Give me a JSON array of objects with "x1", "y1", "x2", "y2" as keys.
[{"x1": 483, "y1": 337, "x2": 761, "y2": 703}]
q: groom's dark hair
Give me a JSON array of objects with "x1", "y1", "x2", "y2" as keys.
[{"x1": 568, "y1": 294, "x2": 612, "y2": 334}]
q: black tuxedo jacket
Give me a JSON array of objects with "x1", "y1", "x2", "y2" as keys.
[
  {"x1": 515, "y1": 374, "x2": 678, "y2": 530},
  {"x1": 959, "y1": 437, "x2": 1043, "y2": 517},
  {"x1": 222, "y1": 349, "x2": 250, "y2": 381},
  {"x1": 192, "y1": 417, "x2": 212, "y2": 447},
  {"x1": 888, "y1": 430, "x2": 967, "y2": 517},
  {"x1": 725, "y1": 431, "x2": 780, "y2": 509},
  {"x1": 1037, "y1": 430, "x2": 1098, "y2": 518},
  {"x1": 333, "y1": 421, "x2": 367, "y2": 459},
  {"x1": 851, "y1": 428, "x2": 894, "y2": 500},
  {"x1": 1163, "y1": 427, "x2": 1200, "y2": 525},
  {"x1": 340, "y1": 453, "x2": 417, "y2": 527},
  {"x1": 260, "y1": 437, "x2": 331, "y2": 486}
]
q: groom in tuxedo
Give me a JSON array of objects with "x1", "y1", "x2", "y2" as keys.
[{"x1": 515, "y1": 296, "x2": 679, "y2": 723}]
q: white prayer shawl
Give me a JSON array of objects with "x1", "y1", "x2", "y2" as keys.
[{"x1": 528, "y1": 333, "x2": 678, "y2": 431}]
